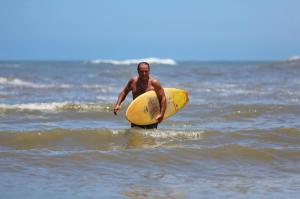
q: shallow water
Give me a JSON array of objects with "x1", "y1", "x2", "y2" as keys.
[{"x1": 1, "y1": 60, "x2": 300, "y2": 198}]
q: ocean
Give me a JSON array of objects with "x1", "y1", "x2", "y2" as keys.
[{"x1": 0, "y1": 59, "x2": 300, "y2": 198}]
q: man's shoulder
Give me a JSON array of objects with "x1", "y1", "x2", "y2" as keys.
[
  {"x1": 129, "y1": 76, "x2": 138, "y2": 82},
  {"x1": 150, "y1": 77, "x2": 161, "y2": 86}
]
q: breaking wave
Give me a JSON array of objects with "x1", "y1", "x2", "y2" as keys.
[
  {"x1": 0, "y1": 77, "x2": 71, "y2": 89},
  {"x1": 0, "y1": 77, "x2": 116, "y2": 92},
  {"x1": 0, "y1": 102, "x2": 112, "y2": 113},
  {"x1": 0, "y1": 128, "x2": 204, "y2": 151},
  {"x1": 0, "y1": 128, "x2": 299, "y2": 163},
  {"x1": 87, "y1": 58, "x2": 177, "y2": 65}
]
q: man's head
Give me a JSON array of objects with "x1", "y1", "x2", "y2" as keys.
[{"x1": 137, "y1": 62, "x2": 150, "y2": 80}]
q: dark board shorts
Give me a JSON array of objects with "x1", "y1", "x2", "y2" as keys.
[{"x1": 131, "y1": 123, "x2": 158, "y2": 129}]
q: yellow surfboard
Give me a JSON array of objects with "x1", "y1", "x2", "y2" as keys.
[{"x1": 126, "y1": 88, "x2": 189, "y2": 125}]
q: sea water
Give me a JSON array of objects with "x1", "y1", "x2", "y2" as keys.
[{"x1": 0, "y1": 59, "x2": 300, "y2": 198}]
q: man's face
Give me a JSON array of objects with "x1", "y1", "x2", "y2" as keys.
[{"x1": 138, "y1": 64, "x2": 150, "y2": 80}]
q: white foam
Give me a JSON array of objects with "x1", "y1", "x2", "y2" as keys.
[
  {"x1": 0, "y1": 77, "x2": 47, "y2": 88},
  {"x1": 0, "y1": 77, "x2": 72, "y2": 89},
  {"x1": 0, "y1": 77, "x2": 119, "y2": 91},
  {"x1": 0, "y1": 102, "x2": 67, "y2": 111},
  {"x1": 0, "y1": 77, "x2": 118, "y2": 92},
  {"x1": 287, "y1": 56, "x2": 300, "y2": 61},
  {"x1": 81, "y1": 84, "x2": 115, "y2": 92},
  {"x1": 196, "y1": 83, "x2": 258, "y2": 95},
  {"x1": 0, "y1": 102, "x2": 110, "y2": 112},
  {"x1": 143, "y1": 130, "x2": 204, "y2": 139},
  {"x1": 88, "y1": 57, "x2": 177, "y2": 65}
]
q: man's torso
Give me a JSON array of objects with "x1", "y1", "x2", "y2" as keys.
[{"x1": 130, "y1": 76, "x2": 155, "y2": 99}]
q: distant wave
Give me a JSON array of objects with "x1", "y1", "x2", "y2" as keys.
[
  {"x1": 287, "y1": 55, "x2": 300, "y2": 61},
  {"x1": 88, "y1": 58, "x2": 177, "y2": 65}
]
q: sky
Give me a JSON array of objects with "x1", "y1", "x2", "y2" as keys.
[{"x1": 0, "y1": 0, "x2": 299, "y2": 61}]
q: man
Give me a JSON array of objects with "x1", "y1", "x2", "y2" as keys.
[{"x1": 113, "y1": 62, "x2": 166, "y2": 129}]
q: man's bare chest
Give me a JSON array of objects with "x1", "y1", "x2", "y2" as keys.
[{"x1": 131, "y1": 81, "x2": 154, "y2": 98}]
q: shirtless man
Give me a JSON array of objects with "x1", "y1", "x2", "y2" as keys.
[{"x1": 113, "y1": 62, "x2": 166, "y2": 129}]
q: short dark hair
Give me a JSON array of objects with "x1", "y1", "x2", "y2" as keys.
[{"x1": 137, "y1": 62, "x2": 150, "y2": 71}]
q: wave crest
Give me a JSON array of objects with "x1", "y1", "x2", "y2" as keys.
[{"x1": 88, "y1": 58, "x2": 177, "y2": 65}]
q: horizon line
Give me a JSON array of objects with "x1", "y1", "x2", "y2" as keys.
[{"x1": 0, "y1": 58, "x2": 283, "y2": 62}]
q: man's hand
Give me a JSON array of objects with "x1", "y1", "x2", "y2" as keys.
[
  {"x1": 155, "y1": 113, "x2": 164, "y2": 123},
  {"x1": 113, "y1": 104, "x2": 121, "y2": 115}
]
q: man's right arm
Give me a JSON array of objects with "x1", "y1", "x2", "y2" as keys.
[{"x1": 113, "y1": 79, "x2": 132, "y2": 115}]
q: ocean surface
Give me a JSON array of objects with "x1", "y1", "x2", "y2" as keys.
[{"x1": 1, "y1": 59, "x2": 300, "y2": 198}]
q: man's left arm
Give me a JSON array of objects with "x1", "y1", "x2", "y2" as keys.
[{"x1": 153, "y1": 80, "x2": 167, "y2": 123}]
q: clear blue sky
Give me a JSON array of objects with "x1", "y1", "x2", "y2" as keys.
[{"x1": 0, "y1": 0, "x2": 299, "y2": 61}]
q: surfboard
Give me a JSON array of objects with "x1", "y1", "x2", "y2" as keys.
[{"x1": 125, "y1": 88, "x2": 189, "y2": 125}]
